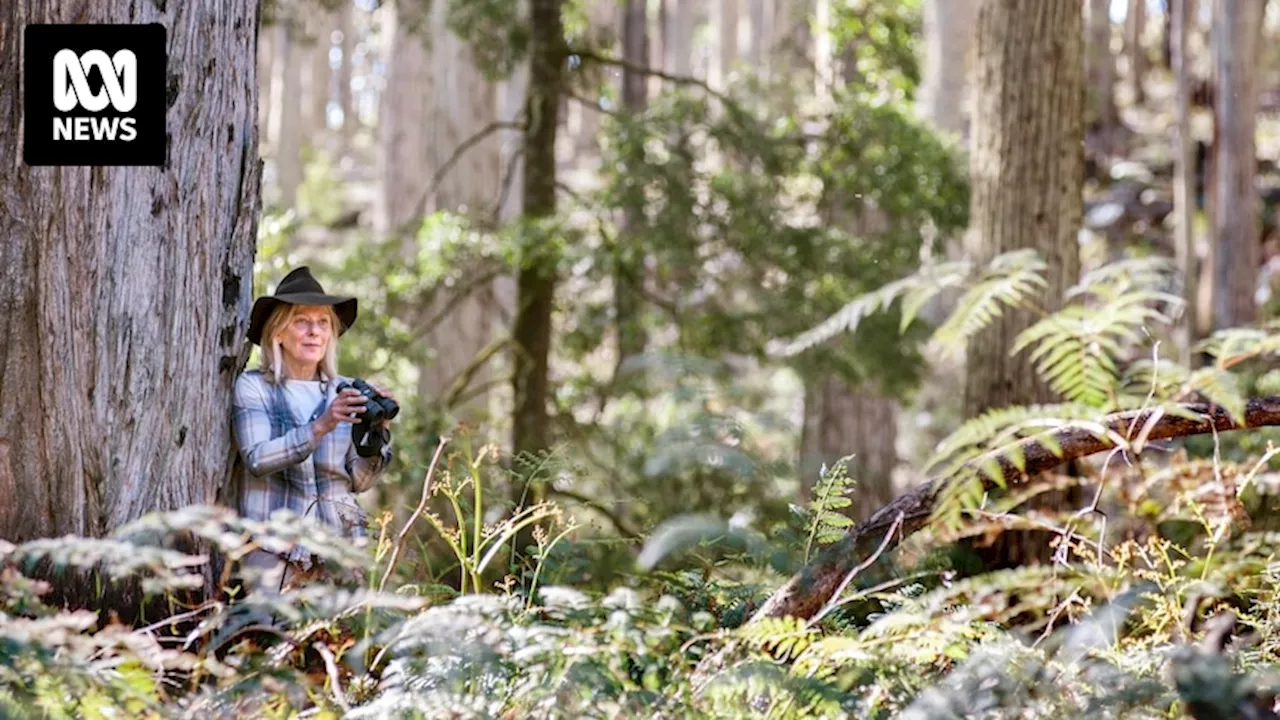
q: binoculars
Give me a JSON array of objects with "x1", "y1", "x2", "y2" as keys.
[{"x1": 336, "y1": 378, "x2": 400, "y2": 457}]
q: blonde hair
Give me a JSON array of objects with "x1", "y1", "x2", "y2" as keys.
[{"x1": 258, "y1": 304, "x2": 342, "y2": 384}]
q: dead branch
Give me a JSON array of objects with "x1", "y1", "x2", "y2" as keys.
[{"x1": 753, "y1": 396, "x2": 1280, "y2": 623}]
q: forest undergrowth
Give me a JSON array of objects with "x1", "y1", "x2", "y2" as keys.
[{"x1": 7, "y1": 254, "x2": 1280, "y2": 719}]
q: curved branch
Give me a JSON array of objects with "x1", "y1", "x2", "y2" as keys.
[{"x1": 753, "y1": 396, "x2": 1280, "y2": 623}]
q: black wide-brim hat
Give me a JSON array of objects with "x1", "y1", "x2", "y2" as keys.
[{"x1": 246, "y1": 266, "x2": 358, "y2": 346}]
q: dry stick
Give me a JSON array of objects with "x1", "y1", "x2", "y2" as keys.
[
  {"x1": 378, "y1": 437, "x2": 451, "y2": 593},
  {"x1": 752, "y1": 396, "x2": 1280, "y2": 623},
  {"x1": 313, "y1": 641, "x2": 352, "y2": 713}
]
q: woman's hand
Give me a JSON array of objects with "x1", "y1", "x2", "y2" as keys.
[
  {"x1": 368, "y1": 381, "x2": 398, "y2": 429},
  {"x1": 312, "y1": 388, "x2": 367, "y2": 438}
]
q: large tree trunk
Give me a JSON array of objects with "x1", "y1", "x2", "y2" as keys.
[
  {"x1": 961, "y1": 0, "x2": 1085, "y2": 568},
  {"x1": 0, "y1": 0, "x2": 261, "y2": 542},
  {"x1": 1209, "y1": 0, "x2": 1263, "y2": 330},
  {"x1": 511, "y1": 0, "x2": 564, "y2": 469},
  {"x1": 380, "y1": 0, "x2": 504, "y2": 425},
  {"x1": 304, "y1": 8, "x2": 337, "y2": 144},
  {"x1": 918, "y1": 0, "x2": 978, "y2": 139},
  {"x1": 964, "y1": 0, "x2": 1084, "y2": 417}
]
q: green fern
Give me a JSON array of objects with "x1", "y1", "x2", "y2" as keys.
[
  {"x1": 734, "y1": 615, "x2": 817, "y2": 661},
  {"x1": 803, "y1": 457, "x2": 858, "y2": 563},
  {"x1": 1012, "y1": 288, "x2": 1178, "y2": 409},
  {"x1": 931, "y1": 250, "x2": 1049, "y2": 355}
]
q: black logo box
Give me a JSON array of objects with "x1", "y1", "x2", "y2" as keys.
[{"x1": 23, "y1": 23, "x2": 167, "y2": 167}]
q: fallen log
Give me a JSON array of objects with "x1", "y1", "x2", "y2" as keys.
[{"x1": 753, "y1": 396, "x2": 1280, "y2": 622}]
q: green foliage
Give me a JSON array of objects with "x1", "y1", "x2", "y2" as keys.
[{"x1": 804, "y1": 457, "x2": 858, "y2": 562}]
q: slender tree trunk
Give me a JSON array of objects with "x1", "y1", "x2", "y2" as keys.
[
  {"x1": 1172, "y1": 0, "x2": 1198, "y2": 361},
  {"x1": 747, "y1": 0, "x2": 769, "y2": 66},
  {"x1": 1127, "y1": 0, "x2": 1147, "y2": 104},
  {"x1": 616, "y1": 0, "x2": 649, "y2": 382},
  {"x1": 719, "y1": 0, "x2": 739, "y2": 86},
  {"x1": 666, "y1": 0, "x2": 696, "y2": 76},
  {"x1": 305, "y1": 9, "x2": 336, "y2": 144},
  {"x1": 337, "y1": 1, "x2": 356, "y2": 152},
  {"x1": 918, "y1": 0, "x2": 978, "y2": 139},
  {"x1": 511, "y1": 0, "x2": 565, "y2": 469},
  {"x1": 1209, "y1": 0, "x2": 1264, "y2": 330},
  {"x1": 1087, "y1": 0, "x2": 1121, "y2": 146},
  {"x1": 962, "y1": 0, "x2": 1085, "y2": 567},
  {"x1": 0, "y1": 0, "x2": 261, "y2": 542}
]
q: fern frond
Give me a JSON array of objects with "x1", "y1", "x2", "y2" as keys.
[
  {"x1": 765, "y1": 258, "x2": 971, "y2": 357},
  {"x1": 1196, "y1": 327, "x2": 1280, "y2": 369},
  {"x1": 1013, "y1": 287, "x2": 1178, "y2": 408},
  {"x1": 734, "y1": 615, "x2": 817, "y2": 661},
  {"x1": 932, "y1": 250, "x2": 1048, "y2": 355},
  {"x1": 803, "y1": 457, "x2": 858, "y2": 562},
  {"x1": 1069, "y1": 255, "x2": 1179, "y2": 300}
]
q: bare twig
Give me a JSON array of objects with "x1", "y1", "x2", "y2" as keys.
[
  {"x1": 379, "y1": 437, "x2": 451, "y2": 593},
  {"x1": 312, "y1": 641, "x2": 352, "y2": 713},
  {"x1": 569, "y1": 49, "x2": 741, "y2": 110},
  {"x1": 808, "y1": 512, "x2": 904, "y2": 626},
  {"x1": 403, "y1": 120, "x2": 525, "y2": 233}
]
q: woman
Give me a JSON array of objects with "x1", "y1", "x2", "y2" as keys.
[{"x1": 231, "y1": 266, "x2": 396, "y2": 592}]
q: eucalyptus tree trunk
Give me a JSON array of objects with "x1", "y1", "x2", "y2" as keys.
[
  {"x1": 0, "y1": 0, "x2": 261, "y2": 542},
  {"x1": 1209, "y1": 0, "x2": 1264, "y2": 330},
  {"x1": 275, "y1": 21, "x2": 304, "y2": 210},
  {"x1": 1087, "y1": 0, "x2": 1121, "y2": 146},
  {"x1": 337, "y1": 1, "x2": 356, "y2": 151},
  {"x1": 380, "y1": 0, "x2": 504, "y2": 425},
  {"x1": 666, "y1": 0, "x2": 696, "y2": 75},
  {"x1": 304, "y1": 8, "x2": 337, "y2": 143},
  {"x1": 918, "y1": 0, "x2": 977, "y2": 139},
  {"x1": 962, "y1": 0, "x2": 1084, "y2": 567}
]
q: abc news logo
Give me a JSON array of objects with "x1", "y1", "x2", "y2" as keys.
[{"x1": 24, "y1": 24, "x2": 167, "y2": 167}]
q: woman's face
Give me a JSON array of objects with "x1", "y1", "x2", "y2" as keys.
[{"x1": 275, "y1": 305, "x2": 333, "y2": 368}]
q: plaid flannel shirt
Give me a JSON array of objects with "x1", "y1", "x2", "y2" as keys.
[{"x1": 232, "y1": 370, "x2": 392, "y2": 564}]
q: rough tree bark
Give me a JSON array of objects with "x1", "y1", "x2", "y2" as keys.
[
  {"x1": 961, "y1": 0, "x2": 1084, "y2": 568},
  {"x1": 964, "y1": 0, "x2": 1084, "y2": 418},
  {"x1": 1209, "y1": 0, "x2": 1263, "y2": 330},
  {"x1": 0, "y1": 0, "x2": 261, "y2": 542},
  {"x1": 918, "y1": 0, "x2": 978, "y2": 139},
  {"x1": 757, "y1": 395, "x2": 1280, "y2": 621},
  {"x1": 380, "y1": 0, "x2": 504, "y2": 425}
]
